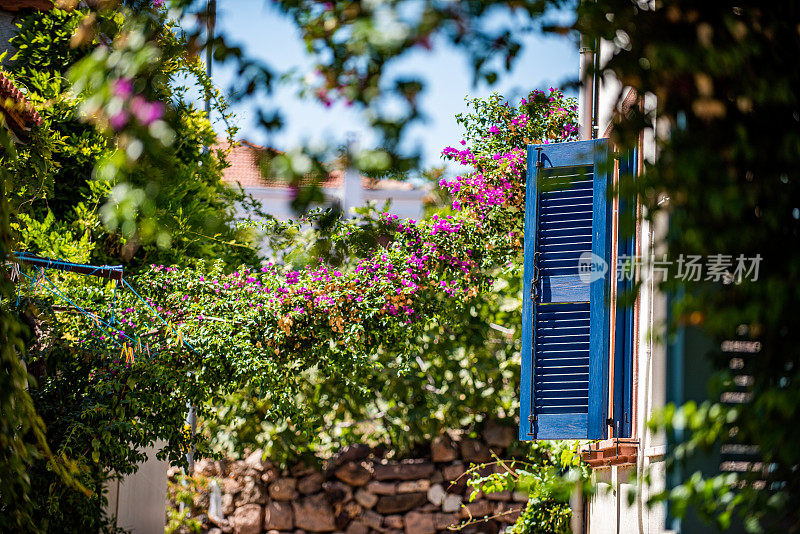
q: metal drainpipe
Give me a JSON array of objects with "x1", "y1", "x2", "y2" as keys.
[
  {"x1": 205, "y1": 0, "x2": 215, "y2": 118},
  {"x1": 186, "y1": 405, "x2": 196, "y2": 475},
  {"x1": 188, "y1": 0, "x2": 216, "y2": 477},
  {"x1": 342, "y1": 133, "x2": 363, "y2": 218},
  {"x1": 579, "y1": 32, "x2": 595, "y2": 141},
  {"x1": 592, "y1": 38, "x2": 601, "y2": 139},
  {"x1": 571, "y1": 482, "x2": 585, "y2": 534}
]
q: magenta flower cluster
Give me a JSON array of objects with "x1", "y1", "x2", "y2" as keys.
[
  {"x1": 83, "y1": 88, "x2": 578, "y2": 366},
  {"x1": 109, "y1": 77, "x2": 165, "y2": 131},
  {"x1": 439, "y1": 148, "x2": 525, "y2": 216}
]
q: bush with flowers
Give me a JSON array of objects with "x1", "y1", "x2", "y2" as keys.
[
  {"x1": 12, "y1": 87, "x2": 577, "y2": 530},
  {"x1": 203, "y1": 90, "x2": 579, "y2": 462},
  {"x1": 2, "y1": 5, "x2": 581, "y2": 526}
]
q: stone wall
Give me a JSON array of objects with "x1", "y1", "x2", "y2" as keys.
[{"x1": 167, "y1": 422, "x2": 528, "y2": 534}]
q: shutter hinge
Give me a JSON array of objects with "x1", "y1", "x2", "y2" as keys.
[
  {"x1": 606, "y1": 417, "x2": 614, "y2": 428},
  {"x1": 528, "y1": 414, "x2": 537, "y2": 436},
  {"x1": 531, "y1": 251, "x2": 541, "y2": 301},
  {"x1": 535, "y1": 146, "x2": 544, "y2": 168}
]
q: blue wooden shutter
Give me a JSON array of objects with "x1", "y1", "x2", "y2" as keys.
[
  {"x1": 613, "y1": 148, "x2": 637, "y2": 439},
  {"x1": 519, "y1": 139, "x2": 612, "y2": 440}
]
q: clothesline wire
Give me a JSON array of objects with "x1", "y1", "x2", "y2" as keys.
[
  {"x1": 10, "y1": 256, "x2": 198, "y2": 470},
  {"x1": 111, "y1": 280, "x2": 118, "y2": 325},
  {"x1": 8, "y1": 253, "x2": 201, "y2": 358},
  {"x1": 42, "y1": 269, "x2": 144, "y2": 349},
  {"x1": 121, "y1": 276, "x2": 201, "y2": 356},
  {"x1": 12, "y1": 251, "x2": 123, "y2": 280},
  {"x1": 18, "y1": 267, "x2": 130, "y2": 350}
]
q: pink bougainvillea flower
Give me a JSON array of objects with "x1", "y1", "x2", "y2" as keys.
[
  {"x1": 112, "y1": 77, "x2": 133, "y2": 99},
  {"x1": 130, "y1": 96, "x2": 164, "y2": 126},
  {"x1": 110, "y1": 110, "x2": 129, "y2": 130}
]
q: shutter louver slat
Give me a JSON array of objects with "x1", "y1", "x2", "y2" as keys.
[{"x1": 534, "y1": 301, "x2": 590, "y2": 417}]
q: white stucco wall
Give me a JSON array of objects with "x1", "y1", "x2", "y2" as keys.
[
  {"x1": 363, "y1": 189, "x2": 427, "y2": 221},
  {"x1": 243, "y1": 186, "x2": 426, "y2": 222},
  {"x1": 0, "y1": 10, "x2": 17, "y2": 64},
  {"x1": 106, "y1": 442, "x2": 169, "y2": 534},
  {"x1": 586, "y1": 209, "x2": 670, "y2": 534},
  {"x1": 239, "y1": 184, "x2": 427, "y2": 256},
  {"x1": 587, "y1": 455, "x2": 669, "y2": 534},
  {"x1": 584, "y1": 36, "x2": 670, "y2": 534}
]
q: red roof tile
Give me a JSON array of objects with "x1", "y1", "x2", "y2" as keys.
[
  {"x1": 0, "y1": 0, "x2": 53, "y2": 11},
  {"x1": 215, "y1": 140, "x2": 415, "y2": 191},
  {"x1": 0, "y1": 73, "x2": 43, "y2": 140}
]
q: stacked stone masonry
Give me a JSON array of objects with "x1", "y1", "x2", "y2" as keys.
[{"x1": 167, "y1": 422, "x2": 527, "y2": 534}]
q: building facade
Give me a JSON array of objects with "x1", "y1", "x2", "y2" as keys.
[
  {"x1": 217, "y1": 140, "x2": 428, "y2": 223},
  {"x1": 518, "y1": 33, "x2": 745, "y2": 534}
]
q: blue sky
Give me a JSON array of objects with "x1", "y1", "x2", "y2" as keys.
[{"x1": 206, "y1": 1, "x2": 578, "y2": 170}]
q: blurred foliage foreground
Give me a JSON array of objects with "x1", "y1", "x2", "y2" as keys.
[
  {"x1": 3, "y1": 0, "x2": 800, "y2": 533},
  {"x1": 0, "y1": 5, "x2": 580, "y2": 532}
]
